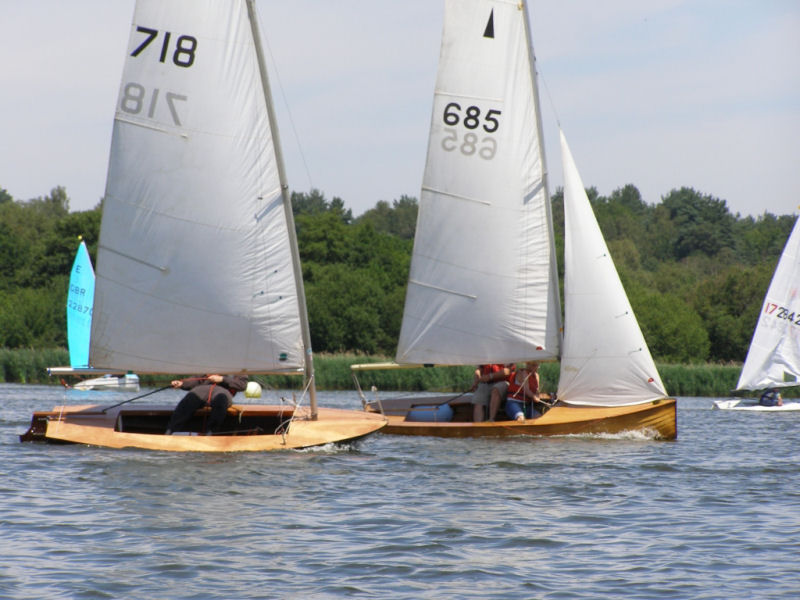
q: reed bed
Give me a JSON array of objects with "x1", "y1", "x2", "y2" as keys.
[{"x1": 1, "y1": 348, "x2": 796, "y2": 398}]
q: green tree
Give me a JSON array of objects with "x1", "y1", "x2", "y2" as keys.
[
  {"x1": 733, "y1": 212, "x2": 795, "y2": 265},
  {"x1": 357, "y1": 195, "x2": 418, "y2": 239},
  {"x1": 305, "y1": 264, "x2": 398, "y2": 354},
  {"x1": 635, "y1": 292, "x2": 710, "y2": 363},
  {"x1": 694, "y1": 264, "x2": 773, "y2": 361},
  {"x1": 292, "y1": 188, "x2": 352, "y2": 223},
  {"x1": 661, "y1": 187, "x2": 735, "y2": 259},
  {"x1": 0, "y1": 283, "x2": 66, "y2": 348}
]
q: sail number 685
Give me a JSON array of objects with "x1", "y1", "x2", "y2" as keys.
[
  {"x1": 443, "y1": 102, "x2": 501, "y2": 132},
  {"x1": 441, "y1": 103, "x2": 500, "y2": 160}
]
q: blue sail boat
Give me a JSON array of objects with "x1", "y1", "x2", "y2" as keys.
[{"x1": 48, "y1": 239, "x2": 140, "y2": 391}]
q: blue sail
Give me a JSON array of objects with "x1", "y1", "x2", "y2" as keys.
[{"x1": 67, "y1": 241, "x2": 95, "y2": 369}]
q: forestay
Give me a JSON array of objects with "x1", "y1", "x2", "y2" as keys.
[
  {"x1": 91, "y1": 0, "x2": 305, "y2": 374},
  {"x1": 67, "y1": 240, "x2": 95, "y2": 369},
  {"x1": 396, "y1": 0, "x2": 561, "y2": 365},
  {"x1": 736, "y1": 217, "x2": 800, "y2": 390},
  {"x1": 557, "y1": 131, "x2": 666, "y2": 406}
]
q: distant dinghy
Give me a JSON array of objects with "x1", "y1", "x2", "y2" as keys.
[
  {"x1": 46, "y1": 239, "x2": 140, "y2": 392},
  {"x1": 715, "y1": 216, "x2": 800, "y2": 411}
]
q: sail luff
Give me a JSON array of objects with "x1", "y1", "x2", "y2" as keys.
[
  {"x1": 520, "y1": 0, "x2": 563, "y2": 351},
  {"x1": 245, "y1": 0, "x2": 317, "y2": 417},
  {"x1": 736, "y1": 216, "x2": 800, "y2": 390}
]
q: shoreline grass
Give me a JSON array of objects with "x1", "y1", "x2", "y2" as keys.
[{"x1": 2, "y1": 348, "x2": 796, "y2": 398}]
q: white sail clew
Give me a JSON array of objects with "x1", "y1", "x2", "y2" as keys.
[
  {"x1": 736, "y1": 217, "x2": 800, "y2": 390},
  {"x1": 396, "y1": 0, "x2": 561, "y2": 365},
  {"x1": 90, "y1": 0, "x2": 305, "y2": 374},
  {"x1": 558, "y1": 131, "x2": 666, "y2": 406}
]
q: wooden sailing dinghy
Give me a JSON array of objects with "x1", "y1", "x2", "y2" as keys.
[
  {"x1": 352, "y1": 0, "x2": 676, "y2": 439},
  {"x1": 21, "y1": 0, "x2": 385, "y2": 451},
  {"x1": 714, "y1": 216, "x2": 800, "y2": 411}
]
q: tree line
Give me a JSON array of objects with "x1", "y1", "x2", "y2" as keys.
[{"x1": 0, "y1": 184, "x2": 794, "y2": 365}]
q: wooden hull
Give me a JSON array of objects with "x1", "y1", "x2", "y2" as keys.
[
  {"x1": 367, "y1": 396, "x2": 677, "y2": 440},
  {"x1": 20, "y1": 403, "x2": 387, "y2": 452}
]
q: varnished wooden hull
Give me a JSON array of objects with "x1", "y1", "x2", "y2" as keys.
[
  {"x1": 368, "y1": 398, "x2": 677, "y2": 440},
  {"x1": 20, "y1": 403, "x2": 387, "y2": 452}
]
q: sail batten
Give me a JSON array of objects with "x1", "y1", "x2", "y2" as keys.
[{"x1": 90, "y1": 0, "x2": 306, "y2": 375}]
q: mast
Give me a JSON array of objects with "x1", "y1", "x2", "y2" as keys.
[
  {"x1": 520, "y1": 0, "x2": 563, "y2": 352},
  {"x1": 246, "y1": 0, "x2": 318, "y2": 418}
]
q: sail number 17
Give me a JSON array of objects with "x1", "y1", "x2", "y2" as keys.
[
  {"x1": 765, "y1": 302, "x2": 800, "y2": 326},
  {"x1": 441, "y1": 102, "x2": 501, "y2": 160}
]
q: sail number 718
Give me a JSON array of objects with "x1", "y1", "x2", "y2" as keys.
[{"x1": 120, "y1": 25, "x2": 196, "y2": 127}]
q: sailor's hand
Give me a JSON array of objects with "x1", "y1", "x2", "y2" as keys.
[
  {"x1": 171, "y1": 379, "x2": 182, "y2": 388},
  {"x1": 206, "y1": 374, "x2": 223, "y2": 384}
]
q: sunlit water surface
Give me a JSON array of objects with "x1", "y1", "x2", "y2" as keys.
[{"x1": 1, "y1": 384, "x2": 798, "y2": 599}]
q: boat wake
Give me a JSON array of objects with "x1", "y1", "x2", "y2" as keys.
[
  {"x1": 554, "y1": 428, "x2": 662, "y2": 441},
  {"x1": 294, "y1": 441, "x2": 363, "y2": 454}
]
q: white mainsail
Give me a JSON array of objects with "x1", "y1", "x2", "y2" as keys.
[
  {"x1": 557, "y1": 131, "x2": 666, "y2": 406},
  {"x1": 736, "y1": 217, "x2": 800, "y2": 390},
  {"x1": 396, "y1": 0, "x2": 561, "y2": 365},
  {"x1": 90, "y1": 0, "x2": 306, "y2": 375}
]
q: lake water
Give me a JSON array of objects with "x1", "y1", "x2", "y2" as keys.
[{"x1": 1, "y1": 384, "x2": 798, "y2": 599}]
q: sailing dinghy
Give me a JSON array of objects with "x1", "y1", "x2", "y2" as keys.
[
  {"x1": 714, "y1": 216, "x2": 800, "y2": 411},
  {"x1": 22, "y1": 0, "x2": 385, "y2": 451},
  {"x1": 352, "y1": 0, "x2": 676, "y2": 439},
  {"x1": 46, "y1": 239, "x2": 140, "y2": 392}
]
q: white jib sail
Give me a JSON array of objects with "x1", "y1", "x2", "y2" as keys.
[
  {"x1": 90, "y1": 0, "x2": 305, "y2": 374},
  {"x1": 736, "y1": 217, "x2": 800, "y2": 390},
  {"x1": 396, "y1": 0, "x2": 561, "y2": 365},
  {"x1": 557, "y1": 131, "x2": 666, "y2": 406}
]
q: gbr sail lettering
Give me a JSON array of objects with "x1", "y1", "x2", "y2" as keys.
[
  {"x1": 765, "y1": 302, "x2": 800, "y2": 326},
  {"x1": 441, "y1": 102, "x2": 501, "y2": 160},
  {"x1": 120, "y1": 26, "x2": 196, "y2": 126}
]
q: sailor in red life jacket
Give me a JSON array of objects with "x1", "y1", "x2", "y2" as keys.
[
  {"x1": 471, "y1": 364, "x2": 512, "y2": 422},
  {"x1": 504, "y1": 361, "x2": 541, "y2": 422},
  {"x1": 165, "y1": 374, "x2": 248, "y2": 435}
]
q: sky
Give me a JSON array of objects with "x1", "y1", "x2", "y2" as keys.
[{"x1": 1, "y1": 0, "x2": 798, "y2": 218}]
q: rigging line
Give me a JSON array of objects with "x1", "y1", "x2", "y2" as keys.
[
  {"x1": 255, "y1": 5, "x2": 314, "y2": 191},
  {"x1": 535, "y1": 64, "x2": 561, "y2": 130},
  {"x1": 527, "y1": 0, "x2": 561, "y2": 129}
]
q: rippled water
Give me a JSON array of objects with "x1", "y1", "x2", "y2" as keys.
[{"x1": 2, "y1": 384, "x2": 798, "y2": 599}]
